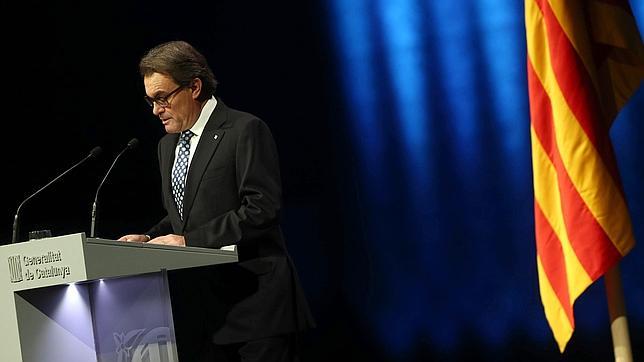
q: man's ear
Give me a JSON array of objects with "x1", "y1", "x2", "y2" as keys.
[{"x1": 190, "y1": 78, "x2": 202, "y2": 100}]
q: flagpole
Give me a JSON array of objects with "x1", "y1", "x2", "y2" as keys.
[{"x1": 604, "y1": 264, "x2": 633, "y2": 362}]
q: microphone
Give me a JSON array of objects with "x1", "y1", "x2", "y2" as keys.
[
  {"x1": 90, "y1": 138, "x2": 139, "y2": 238},
  {"x1": 12, "y1": 146, "x2": 102, "y2": 243}
]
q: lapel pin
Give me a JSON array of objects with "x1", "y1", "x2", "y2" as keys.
[{"x1": 214, "y1": 134, "x2": 219, "y2": 140}]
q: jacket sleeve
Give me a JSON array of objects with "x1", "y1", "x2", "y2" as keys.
[
  {"x1": 145, "y1": 138, "x2": 175, "y2": 238},
  {"x1": 145, "y1": 215, "x2": 173, "y2": 239}
]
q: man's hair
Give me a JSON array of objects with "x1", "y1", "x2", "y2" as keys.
[{"x1": 139, "y1": 40, "x2": 217, "y2": 102}]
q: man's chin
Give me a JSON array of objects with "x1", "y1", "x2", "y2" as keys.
[{"x1": 164, "y1": 125, "x2": 179, "y2": 134}]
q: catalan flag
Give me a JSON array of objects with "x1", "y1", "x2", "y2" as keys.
[{"x1": 524, "y1": 0, "x2": 643, "y2": 353}]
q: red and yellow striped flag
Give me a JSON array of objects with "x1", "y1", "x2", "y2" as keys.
[{"x1": 524, "y1": 0, "x2": 643, "y2": 352}]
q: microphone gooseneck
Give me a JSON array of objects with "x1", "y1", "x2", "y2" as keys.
[
  {"x1": 11, "y1": 146, "x2": 102, "y2": 243},
  {"x1": 90, "y1": 138, "x2": 138, "y2": 238}
]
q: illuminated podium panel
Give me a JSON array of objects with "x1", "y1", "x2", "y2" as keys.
[{"x1": 0, "y1": 233, "x2": 238, "y2": 362}]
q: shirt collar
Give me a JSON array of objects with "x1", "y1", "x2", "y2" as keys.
[{"x1": 187, "y1": 96, "x2": 217, "y2": 137}]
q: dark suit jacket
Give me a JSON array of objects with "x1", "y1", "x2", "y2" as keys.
[{"x1": 145, "y1": 99, "x2": 315, "y2": 348}]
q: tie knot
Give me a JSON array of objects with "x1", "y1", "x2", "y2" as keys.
[{"x1": 180, "y1": 130, "x2": 194, "y2": 143}]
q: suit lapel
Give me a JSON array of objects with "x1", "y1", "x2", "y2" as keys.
[{"x1": 181, "y1": 100, "x2": 229, "y2": 227}]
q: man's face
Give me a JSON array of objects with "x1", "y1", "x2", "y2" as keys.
[{"x1": 144, "y1": 73, "x2": 195, "y2": 134}]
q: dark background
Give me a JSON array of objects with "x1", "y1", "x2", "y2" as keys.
[{"x1": 2, "y1": 1, "x2": 643, "y2": 361}]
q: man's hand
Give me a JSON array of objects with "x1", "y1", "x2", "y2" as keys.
[
  {"x1": 148, "y1": 234, "x2": 186, "y2": 246},
  {"x1": 118, "y1": 234, "x2": 149, "y2": 243}
]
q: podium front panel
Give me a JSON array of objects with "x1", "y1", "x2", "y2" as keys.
[
  {"x1": 91, "y1": 271, "x2": 178, "y2": 362},
  {"x1": 16, "y1": 283, "x2": 97, "y2": 362}
]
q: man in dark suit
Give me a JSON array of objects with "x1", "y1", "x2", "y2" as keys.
[{"x1": 118, "y1": 40, "x2": 315, "y2": 361}]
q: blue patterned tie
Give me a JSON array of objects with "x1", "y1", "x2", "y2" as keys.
[{"x1": 172, "y1": 130, "x2": 195, "y2": 220}]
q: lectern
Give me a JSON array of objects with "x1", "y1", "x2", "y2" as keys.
[{"x1": 0, "y1": 233, "x2": 238, "y2": 362}]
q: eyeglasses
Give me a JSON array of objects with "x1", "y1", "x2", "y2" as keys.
[{"x1": 144, "y1": 85, "x2": 184, "y2": 108}]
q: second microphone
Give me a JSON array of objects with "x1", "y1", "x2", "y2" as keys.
[{"x1": 90, "y1": 138, "x2": 139, "y2": 238}]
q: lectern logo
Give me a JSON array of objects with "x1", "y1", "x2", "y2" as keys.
[
  {"x1": 8, "y1": 255, "x2": 23, "y2": 283},
  {"x1": 114, "y1": 327, "x2": 174, "y2": 362}
]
